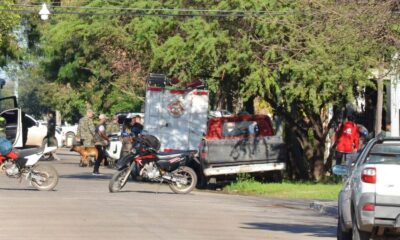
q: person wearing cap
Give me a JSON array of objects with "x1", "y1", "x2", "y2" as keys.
[
  {"x1": 93, "y1": 114, "x2": 109, "y2": 175},
  {"x1": 76, "y1": 109, "x2": 96, "y2": 147}
]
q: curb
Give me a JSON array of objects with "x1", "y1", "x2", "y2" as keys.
[{"x1": 310, "y1": 201, "x2": 338, "y2": 217}]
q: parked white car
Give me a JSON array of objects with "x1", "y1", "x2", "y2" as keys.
[
  {"x1": 0, "y1": 96, "x2": 62, "y2": 148},
  {"x1": 26, "y1": 115, "x2": 62, "y2": 148},
  {"x1": 334, "y1": 136, "x2": 400, "y2": 240}
]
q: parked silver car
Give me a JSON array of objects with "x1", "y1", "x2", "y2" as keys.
[{"x1": 334, "y1": 136, "x2": 400, "y2": 240}]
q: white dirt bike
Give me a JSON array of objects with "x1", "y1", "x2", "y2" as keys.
[
  {"x1": 0, "y1": 145, "x2": 59, "y2": 191},
  {"x1": 105, "y1": 133, "x2": 123, "y2": 167}
]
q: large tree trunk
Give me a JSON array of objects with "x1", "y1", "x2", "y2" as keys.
[
  {"x1": 285, "y1": 126, "x2": 309, "y2": 180},
  {"x1": 297, "y1": 135, "x2": 326, "y2": 180},
  {"x1": 292, "y1": 124, "x2": 327, "y2": 180},
  {"x1": 375, "y1": 62, "x2": 385, "y2": 136}
]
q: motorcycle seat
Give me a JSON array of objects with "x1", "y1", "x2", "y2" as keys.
[
  {"x1": 156, "y1": 153, "x2": 183, "y2": 160},
  {"x1": 14, "y1": 147, "x2": 45, "y2": 158}
]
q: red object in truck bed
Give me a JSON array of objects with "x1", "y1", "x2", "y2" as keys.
[{"x1": 206, "y1": 115, "x2": 274, "y2": 140}]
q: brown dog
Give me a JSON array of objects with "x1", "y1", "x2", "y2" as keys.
[{"x1": 70, "y1": 145, "x2": 98, "y2": 167}]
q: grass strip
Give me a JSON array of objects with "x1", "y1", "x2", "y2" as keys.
[{"x1": 224, "y1": 180, "x2": 341, "y2": 200}]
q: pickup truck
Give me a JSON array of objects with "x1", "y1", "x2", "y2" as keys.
[
  {"x1": 198, "y1": 114, "x2": 286, "y2": 185},
  {"x1": 334, "y1": 136, "x2": 400, "y2": 240}
]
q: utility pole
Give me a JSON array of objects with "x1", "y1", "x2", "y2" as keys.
[{"x1": 375, "y1": 61, "x2": 385, "y2": 136}]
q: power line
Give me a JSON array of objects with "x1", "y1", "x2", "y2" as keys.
[
  {"x1": 0, "y1": 3, "x2": 292, "y2": 17},
  {"x1": 2, "y1": 3, "x2": 398, "y2": 18}
]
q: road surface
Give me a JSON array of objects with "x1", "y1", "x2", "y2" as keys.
[{"x1": 0, "y1": 148, "x2": 336, "y2": 240}]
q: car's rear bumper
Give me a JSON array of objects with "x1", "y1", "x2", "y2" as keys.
[{"x1": 358, "y1": 193, "x2": 400, "y2": 232}]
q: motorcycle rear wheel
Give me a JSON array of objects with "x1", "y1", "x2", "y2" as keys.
[
  {"x1": 169, "y1": 166, "x2": 197, "y2": 194},
  {"x1": 30, "y1": 164, "x2": 59, "y2": 191},
  {"x1": 109, "y1": 167, "x2": 130, "y2": 193}
]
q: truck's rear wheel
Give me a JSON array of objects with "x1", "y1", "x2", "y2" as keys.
[{"x1": 271, "y1": 170, "x2": 283, "y2": 183}]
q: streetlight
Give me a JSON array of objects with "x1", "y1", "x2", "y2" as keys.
[{"x1": 39, "y1": 3, "x2": 50, "y2": 20}]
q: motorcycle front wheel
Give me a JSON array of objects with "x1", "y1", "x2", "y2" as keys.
[
  {"x1": 109, "y1": 167, "x2": 131, "y2": 193},
  {"x1": 169, "y1": 166, "x2": 197, "y2": 194},
  {"x1": 30, "y1": 164, "x2": 59, "y2": 191}
]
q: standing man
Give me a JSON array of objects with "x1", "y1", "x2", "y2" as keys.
[
  {"x1": 332, "y1": 115, "x2": 360, "y2": 165},
  {"x1": 76, "y1": 109, "x2": 96, "y2": 147},
  {"x1": 47, "y1": 111, "x2": 61, "y2": 161},
  {"x1": 93, "y1": 114, "x2": 109, "y2": 175}
]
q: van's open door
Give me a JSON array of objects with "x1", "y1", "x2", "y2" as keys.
[{"x1": 0, "y1": 96, "x2": 23, "y2": 148}]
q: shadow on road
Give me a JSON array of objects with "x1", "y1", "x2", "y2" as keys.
[
  {"x1": 0, "y1": 187, "x2": 38, "y2": 191},
  {"x1": 242, "y1": 222, "x2": 336, "y2": 238},
  {"x1": 59, "y1": 173, "x2": 112, "y2": 180},
  {"x1": 111, "y1": 190, "x2": 175, "y2": 195}
]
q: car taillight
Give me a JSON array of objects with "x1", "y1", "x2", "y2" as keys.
[
  {"x1": 362, "y1": 203, "x2": 375, "y2": 211},
  {"x1": 361, "y1": 167, "x2": 376, "y2": 184}
]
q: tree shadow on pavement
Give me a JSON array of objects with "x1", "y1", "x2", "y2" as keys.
[{"x1": 242, "y1": 222, "x2": 336, "y2": 238}]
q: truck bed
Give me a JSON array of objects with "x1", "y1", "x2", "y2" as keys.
[{"x1": 201, "y1": 135, "x2": 286, "y2": 167}]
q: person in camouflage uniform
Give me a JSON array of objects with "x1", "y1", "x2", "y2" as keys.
[
  {"x1": 76, "y1": 109, "x2": 95, "y2": 147},
  {"x1": 106, "y1": 115, "x2": 120, "y2": 135}
]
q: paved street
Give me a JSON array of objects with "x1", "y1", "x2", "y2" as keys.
[{"x1": 0, "y1": 148, "x2": 336, "y2": 240}]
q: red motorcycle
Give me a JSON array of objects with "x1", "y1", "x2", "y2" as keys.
[{"x1": 108, "y1": 135, "x2": 198, "y2": 194}]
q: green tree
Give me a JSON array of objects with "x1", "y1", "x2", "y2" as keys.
[
  {"x1": 0, "y1": 0, "x2": 20, "y2": 65},
  {"x1": 241, "y1": 1, "x2": 400, "y2": 179},
  {"x1": 24, "y1": 0, "x2": 400, "y2": 179}
]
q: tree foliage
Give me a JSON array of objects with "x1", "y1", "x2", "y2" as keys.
[
  {"x1": 16, "y1": 0, "x2": 400, "y2": 179},
  {"x1": 0, "y1": 0, "x2": 20, "y2": 66}
]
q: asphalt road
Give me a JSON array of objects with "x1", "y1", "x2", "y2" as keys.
[{"x1": 0, "y1": 148, "x2": 336, "y2": 240}]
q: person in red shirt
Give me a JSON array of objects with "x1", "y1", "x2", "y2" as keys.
[{"x1": 333, "y1": 115, "x2": 360, "y2": 165}]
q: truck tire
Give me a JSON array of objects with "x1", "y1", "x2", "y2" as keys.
[
  {"x1": 271, "y1": 170, "x2": 283, "y2": 183},
  {"x1": 196, "y1": 171, "x2": 208, "y2": 189}
]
